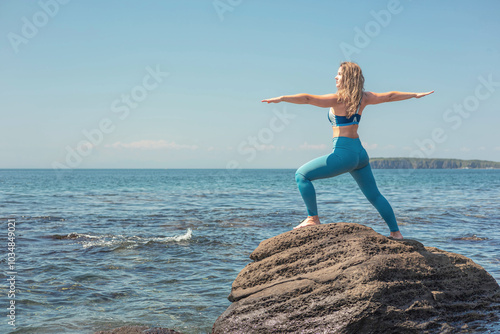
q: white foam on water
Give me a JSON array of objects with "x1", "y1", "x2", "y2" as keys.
[
  {"x1": 67, "y1": 233, "x2": 100, "y2": 239},
  {"x1": 68, "y1": 229, "x2": 193, "y2": 249},
  {"x1": 151, "y1": 228, "x2": 193, "y2": 243}
]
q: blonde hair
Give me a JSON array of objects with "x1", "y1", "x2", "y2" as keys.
[{"x1": 337, "y1": 62, "x2": 365, "y2": 118}]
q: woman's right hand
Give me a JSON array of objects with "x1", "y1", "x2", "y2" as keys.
[{"x1": 415, "y1": 91, "x2": 434, "y2": 98}]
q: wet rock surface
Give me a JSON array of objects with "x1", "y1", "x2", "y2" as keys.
[{"x1": 212, "y1": 223, "x2": 500, "y2": 334}]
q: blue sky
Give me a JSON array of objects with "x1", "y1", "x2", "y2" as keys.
[{"x1": 1, "y1": 0, "x2": 499, "y2": 168}]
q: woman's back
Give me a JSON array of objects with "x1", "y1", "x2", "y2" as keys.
[{"x1": 330, "y1": 92, "x2": 366, "y2": 139}]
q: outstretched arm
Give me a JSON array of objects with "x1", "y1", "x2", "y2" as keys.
[
  {"x1": 365, "y1": 91, "x2": 434, "y2": 105},
  {"x1": 262, "y1": 93, "x2": 338, "y2": 108}
]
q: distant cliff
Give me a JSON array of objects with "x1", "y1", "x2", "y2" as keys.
[{"x1": 370, "y1": 158, "x2": 500, "y2": 169}]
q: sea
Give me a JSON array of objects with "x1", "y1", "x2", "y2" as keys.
[{"x1": 0, "y1": 168, "x2": 499, "y2": 334}]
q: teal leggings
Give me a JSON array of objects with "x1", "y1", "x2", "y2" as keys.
[{"x1": 295, "y1": 137, "x2": 399, "y2": 232}]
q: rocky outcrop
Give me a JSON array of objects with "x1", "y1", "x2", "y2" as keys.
[{"x1": 212, "y1": 223, "x2": 500, "y2": 334}]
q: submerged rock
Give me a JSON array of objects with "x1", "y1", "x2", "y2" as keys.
[
  {"x1": 212, "y1": 223, "x2": 500, "y2": 334},
  {"x1": 95, "y1": 326, "x2": 184, "y2": 334},
  {"x1": 452, "y1": 235, "x2": 488, "y2": 241}
]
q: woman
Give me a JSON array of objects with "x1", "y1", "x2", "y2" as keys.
[{"x1": 262, "y1": 62, "x2": 433, "y2": 239}]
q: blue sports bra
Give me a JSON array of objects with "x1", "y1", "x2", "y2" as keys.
[{"x1": 328, "y1": 98, "x2": 362, "y2": 127}]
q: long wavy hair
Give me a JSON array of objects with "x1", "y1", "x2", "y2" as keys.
[{"x1": 337, "y1": 62, "x2": 365, "y2": 118}]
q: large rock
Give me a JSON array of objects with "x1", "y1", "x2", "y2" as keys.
[{"x1": 212, "y1": 223, "x2": 500, "y2": 334}]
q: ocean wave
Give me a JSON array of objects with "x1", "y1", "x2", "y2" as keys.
[{"x1": 52, "y1": 229, "x2": 192, "y2": 249}]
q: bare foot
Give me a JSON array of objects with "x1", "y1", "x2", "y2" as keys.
[
  {"x1": 293, "y1": 216, "x2": 321, "y2": 230},
  {"x1": 389, "y1": 231, "x2": 404, "y2": 240}
]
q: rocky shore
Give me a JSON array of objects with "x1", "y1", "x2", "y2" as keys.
[{"x1": 212, "y1": 223, "x2": 500, "y2": 333}]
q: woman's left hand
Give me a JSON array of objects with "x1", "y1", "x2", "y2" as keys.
[{"x1": 261, "y1": 96, "x2": 282, "y2": 103}]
